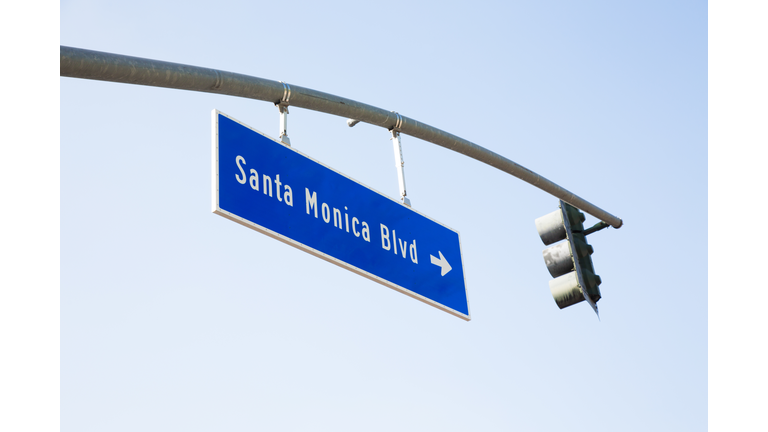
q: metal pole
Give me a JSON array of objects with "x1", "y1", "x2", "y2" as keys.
[{"x1": 60, "y1": 45, "x2": 623, "y2": 228}]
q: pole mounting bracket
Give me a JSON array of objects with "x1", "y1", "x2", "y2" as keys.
[
  {"x1": 390, "y1": 112, "x2": 410, "y2": 207},
  {"x1": 275, "y1": 81, "x2": 291, "y2": 146}
]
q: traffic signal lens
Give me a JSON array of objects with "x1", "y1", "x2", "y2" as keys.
[
  {"x1": 535, "y1": 210, "x2": 566, "y2": 246},
  {"x1": 542, "y1": 241, "x2": 573, "y2": 278},
  {"x1": 548, "y1": 271, "x2": 585, "y2": 309}
]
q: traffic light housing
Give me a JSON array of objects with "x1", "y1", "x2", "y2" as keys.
[{"x1": 535, "y1": 200, "x2": 602, "y2": 315}]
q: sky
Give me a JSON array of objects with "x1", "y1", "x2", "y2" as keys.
[
  {"x1": 4, "y1": 1, "x2": 766, "y2": 431},
  {"x1": 61, "y1": 1, "x2": 705, "y2": 430}
]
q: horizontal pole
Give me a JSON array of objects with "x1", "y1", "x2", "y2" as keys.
[{"x1": 60, "y1": 45, "x2": 622, "y2": 228}]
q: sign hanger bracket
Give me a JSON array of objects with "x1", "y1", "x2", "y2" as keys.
[
  {"x1": 275, "y1": 81, "x2": 291, "y2": 146},
  {"x1": 390, "y1": 112, "x2": 411, "y2": 207}
]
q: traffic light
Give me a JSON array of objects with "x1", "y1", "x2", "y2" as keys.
[{"x1": 535, "y1": 200, "x2": 602, "y2": 315}]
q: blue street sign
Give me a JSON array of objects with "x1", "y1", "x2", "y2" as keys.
[{"x1": 212, "y1": 110, "x2": 470, "y2": 320}]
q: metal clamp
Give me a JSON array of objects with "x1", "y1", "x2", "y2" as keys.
[
  {"x1": 390, "y1": 111, "x2": 403, "y2": 132},
  {"x1": 275, "y1": 81, "x2": 291, "y2": 146},
  {"x1": 277, "y1": 81, "x2": 291, "y2": 107}
]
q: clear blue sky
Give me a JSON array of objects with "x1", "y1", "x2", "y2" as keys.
[
  {"x1": 14, "y1": 1, "x2": 761, "y2": 431},
  {"x1": 56, "y1": 2, "x2": 707, "y2": 431}
]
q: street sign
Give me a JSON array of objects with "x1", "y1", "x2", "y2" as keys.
[{"x1": 212, "y1": 110, "x2": 470, "y2": 320}]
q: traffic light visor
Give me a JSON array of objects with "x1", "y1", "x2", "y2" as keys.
[{"x1": 535, "y1": 210, "x2": 566, "y2": 246}]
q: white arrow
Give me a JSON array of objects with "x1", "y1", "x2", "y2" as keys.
[{"x1": 430, "y1": 251, "x2": 452, "y2": 276}]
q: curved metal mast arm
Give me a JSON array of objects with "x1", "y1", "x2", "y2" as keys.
[{"x1": 60, "y1": 45, "x2": 622, "y2": 228}]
